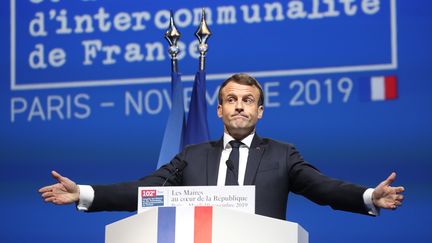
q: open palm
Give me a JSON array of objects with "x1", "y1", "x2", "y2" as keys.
[
  {"x1": 39, "y1": 171, "x2": 80, "y2": 205},
  {"x1": 372, "y1": 172, "x2": 405, "y2": 209}
]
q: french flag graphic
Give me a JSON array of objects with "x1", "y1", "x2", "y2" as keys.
[
  {"x1": 157, "y1": 207, "x2": 213, "y2": 243},
  {"x1": 360, "y1": 75, "x2": 398, "y2": 101}
]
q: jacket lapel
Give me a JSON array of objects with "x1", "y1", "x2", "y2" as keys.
[
  {"x1": 244, "y1": 134, "x2": 266, "y2": 185},
  {"x1": 206, "y1": 138, "x2": 223, "y2": 185}
]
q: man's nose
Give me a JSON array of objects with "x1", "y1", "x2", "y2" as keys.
[{"x1": 235, "y1": 100, "x2": 244, "y2": 111}]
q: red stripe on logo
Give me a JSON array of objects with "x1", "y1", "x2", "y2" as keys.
[
  {"x1": 385, "y1": 75, "x2": 398, "y2": 100},
  {"x1": 194, "y1": 206, "x2": 212, "y2": 243}
]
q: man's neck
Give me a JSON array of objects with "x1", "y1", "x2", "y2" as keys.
[
  {"x1": 223, "y1": 132, "x2": 255, "y2": 148},
  {"x1": 224, "y1": 128, "x2": 255, "y2": 141}
]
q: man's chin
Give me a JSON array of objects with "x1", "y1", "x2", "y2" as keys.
[{"x1": 230, "y1": 122, "x2": 248, "y2": 130}]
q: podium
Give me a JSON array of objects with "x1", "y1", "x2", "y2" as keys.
[{"x1": 106, "y1": 206, "x2": 308, "y2": 243}]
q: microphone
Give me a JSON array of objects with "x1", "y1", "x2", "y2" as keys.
[{"x1": 162, "y1": 160, "x2": 188, "y2": 186}]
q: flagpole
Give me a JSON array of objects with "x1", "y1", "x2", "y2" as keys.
[
  {"x1": 157, "y1": 12, "x2": 186, "y2": 169},
  {"x1": 183, "y1": 9, "x2": 211, "y2": 146}
]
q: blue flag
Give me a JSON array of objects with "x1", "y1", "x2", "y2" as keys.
[
  {"x1": 184, "y1": 70, "x2": 210, "y2": 146},
  {"x1": 156, "y1": 72, "x2": 186, "y2": 169}
]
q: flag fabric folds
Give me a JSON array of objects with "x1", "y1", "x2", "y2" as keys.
[
  {"x1": 157, "y1": 70, "x2": 210, "y2": 168},
  {"x1": 156, "y1": 72, "x2": 186, "y2": 169},
  {"x1": 184, "y1": 70, "x2": 211, "y2": 146}
]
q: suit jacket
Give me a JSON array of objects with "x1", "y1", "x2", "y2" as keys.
[{"x1": 89, "y1": 135, "x2": 369, "y2": 219}]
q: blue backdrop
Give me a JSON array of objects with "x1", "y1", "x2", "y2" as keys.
[{"x1": 1, "y1": 0, "x2": 431, "y2": 242}]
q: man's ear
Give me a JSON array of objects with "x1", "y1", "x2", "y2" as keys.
[
  {"x1": 257, "y1": 105, "x2": 264, "y2": 119},
  {"x1": 217, "y1": 104, "x2": 223, "y2": 118}
]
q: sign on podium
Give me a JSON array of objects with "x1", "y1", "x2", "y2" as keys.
[{"x1": 138, "y1": 186, "x2": 255, "y2": 214}]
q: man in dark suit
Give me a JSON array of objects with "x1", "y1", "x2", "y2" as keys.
[{"x1": 39, "y1": 73, "x2": 404, "y2": 220}]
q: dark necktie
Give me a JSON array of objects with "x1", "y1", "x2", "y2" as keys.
[{"x1": 225, "y1": 140, "x2": 243, "y2": 185}]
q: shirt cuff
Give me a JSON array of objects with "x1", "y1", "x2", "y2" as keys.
[
  {"x1": 363, "y1": 188, "x2": 380, "y2": 216},
  {"x1": 77, "y1": 185, "x2": 94, "y2": 211}
]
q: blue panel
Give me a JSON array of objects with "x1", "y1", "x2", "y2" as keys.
[
  {"x1": 158, "y1": 207, "x2": 176, "y2": 243},
  {"x1": 1, "y1": 0, "x2": 431, "y2": 243}
]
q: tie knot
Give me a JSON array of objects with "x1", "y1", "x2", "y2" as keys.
[{"x1": 229, "y1": 140, "x2": 243, "y2": 149}]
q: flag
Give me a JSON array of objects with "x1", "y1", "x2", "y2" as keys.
[
  {"x1": 184, "y1": 70, "x2": 210, "y2": 146},
  {"x1": 360, "y1": 75, "x2": 398, "y2": 101},
  {"x1": 156, "y1": 72, "x2": 186, "y2": 169},
  {"x1": 157, "y1": 206, "x2": 213, "y2": 243}
]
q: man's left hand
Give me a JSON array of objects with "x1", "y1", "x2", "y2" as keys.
[{"x1": 372, "y1": 172, "x2": 405, "y2": 209}]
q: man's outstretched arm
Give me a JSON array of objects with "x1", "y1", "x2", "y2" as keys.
[{"x1": 38, "y1": 156, "x2": 185, "y2": 211}]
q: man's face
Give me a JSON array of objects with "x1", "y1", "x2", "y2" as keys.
[{"x1": 217, "y1": 81, "x2": 264, "y2": 139}]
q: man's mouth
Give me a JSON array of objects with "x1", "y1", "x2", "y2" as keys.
[{"x1": 232, "y1": 114, "x2": 248, "y2": 119}]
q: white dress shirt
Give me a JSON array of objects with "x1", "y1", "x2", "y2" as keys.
[{"x1": 216, "y1": 132, "x2": 254, "y2": 186}]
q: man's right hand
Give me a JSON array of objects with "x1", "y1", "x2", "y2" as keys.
[{"x1": 38, "y1": 171, "x2": 80, "y2": 205}]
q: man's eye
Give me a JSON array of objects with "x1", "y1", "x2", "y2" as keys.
[
  {"x1": 227, "y1": 97, "x2": 235, "y2": 103},
  {"x1": 244, "y1": 98, "x2": 254, "y2": 104}
]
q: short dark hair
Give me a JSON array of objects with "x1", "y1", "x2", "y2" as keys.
[{"x1": 218, "y1": 73, "x2": 264, "y2": 106}]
